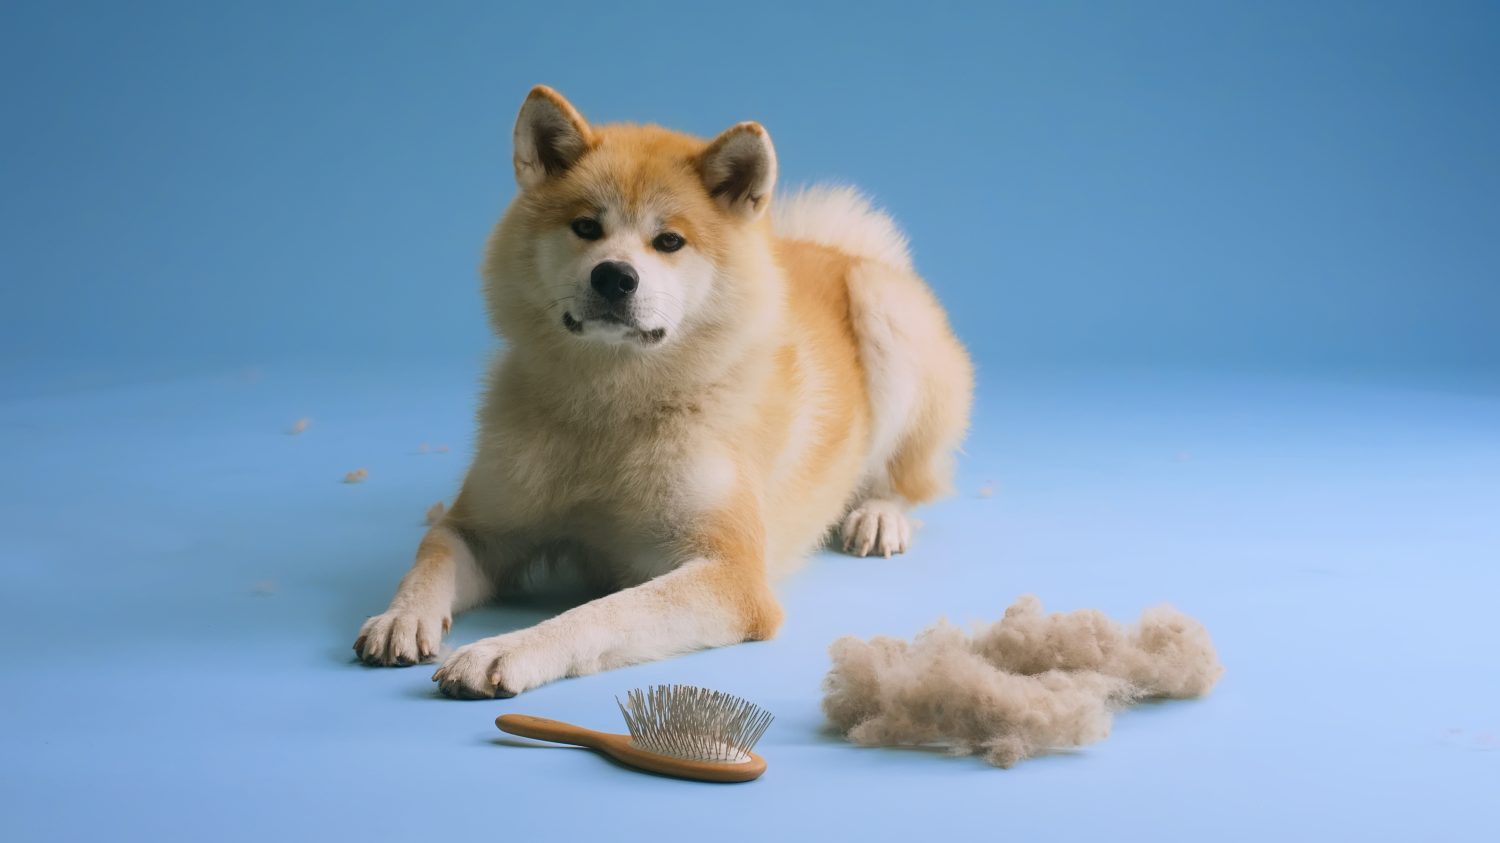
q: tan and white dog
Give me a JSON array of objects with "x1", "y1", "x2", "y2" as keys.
[{"x1": 354, "y1": 86, "x2": 973, "y2": 698}]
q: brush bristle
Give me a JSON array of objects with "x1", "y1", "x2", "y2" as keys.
[{"x1": 616, "y1": 684, "x2": 774, "y2": 764}]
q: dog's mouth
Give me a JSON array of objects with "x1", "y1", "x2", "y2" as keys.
[{"x1": 562, "y1": 311, "x2": 667, "y2": 346}]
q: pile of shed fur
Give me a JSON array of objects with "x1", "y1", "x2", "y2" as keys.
[{"x1": 822, "y1": 596, "x2": 1223, "y2": 767}]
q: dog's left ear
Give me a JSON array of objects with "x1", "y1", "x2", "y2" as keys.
[{"x1": 699, "y1": 122, "x2": 777, "y2": 219}]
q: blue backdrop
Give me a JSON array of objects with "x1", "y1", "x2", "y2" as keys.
[
  {"x1": 2, "y1": 3, "x2": 1498, "y2": 842},
  {"x1": 3, "y1": 0, "x2": 1496, "y2": 377}
]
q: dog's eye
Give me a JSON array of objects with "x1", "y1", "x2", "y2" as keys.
[
  {"x1": 652, "y1": 232, "x2": 685, "y2": 253},
  {"x1": 570, "y1": 218, "x2": 603, "y2": 240}
]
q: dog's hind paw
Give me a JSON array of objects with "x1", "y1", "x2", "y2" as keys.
[{"x1": 840, "y1": 499, "x2": 911, "y2": 558}]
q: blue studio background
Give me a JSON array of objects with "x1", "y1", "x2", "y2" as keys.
[{"x1": 1, "y1": 1, "x2": 1496, "y2": 840}]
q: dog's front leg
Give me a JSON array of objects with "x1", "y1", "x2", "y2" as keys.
[
  {"x1": 354, "y1": 525, "x2": 493, "y2": 666},
  {"x1": 432, "y1": 508, "x2": 782, "y2": 699}
]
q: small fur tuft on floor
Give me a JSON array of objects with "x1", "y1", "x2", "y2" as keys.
[{"x1": 822, "y1": 595, "x2": 1223, "y2": 767}]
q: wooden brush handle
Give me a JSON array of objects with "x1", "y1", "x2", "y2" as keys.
[
  {"x1": 496, "y1": 712, "x2": 767, "y2": 782},
  {"x1": 496, "y1": 713, "x2": 609, "y2": 749}
]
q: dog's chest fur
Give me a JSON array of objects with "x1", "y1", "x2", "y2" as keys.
[{"x1": 460, "y1": 362, "x2": 746, "y2": 585}]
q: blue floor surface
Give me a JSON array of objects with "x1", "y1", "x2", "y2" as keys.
[{"x1": 2, "y1": 363, "x2": 1496, "y2": 841}]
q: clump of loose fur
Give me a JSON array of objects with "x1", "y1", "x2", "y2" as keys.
[
  {"x1": 822, "y1": 595, "x2": 1223, "y2": 767},
  {"x1": 343, "y1": 468, "x2": 368, "y2": 484}
]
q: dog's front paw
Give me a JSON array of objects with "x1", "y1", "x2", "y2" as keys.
[
  {"x1": 432, "y1": 632, "x2": 554, "y2": 699},
  {"x1": 841, "y1": 499, "x2": 911, "y2": 558},
  {"x1": 354, "y1": 609, "x2": 449, "y2": 666}
]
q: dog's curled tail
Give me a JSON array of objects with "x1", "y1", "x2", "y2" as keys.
[{"x1": 772, "y1": 184, "x2": 913, "y2": 272}]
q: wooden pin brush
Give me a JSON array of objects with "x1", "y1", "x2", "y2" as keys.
[{"x1": 496, "y1": 684, "x2": 773, "y2": 783}]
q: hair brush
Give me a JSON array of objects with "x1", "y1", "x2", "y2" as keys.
[{"x1": 495, "y1": 684, "x2": 773, "y2": 783}]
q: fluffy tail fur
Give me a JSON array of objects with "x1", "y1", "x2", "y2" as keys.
[{"x1": 772, "y1": 184, "x2": 913, "y2": 271}]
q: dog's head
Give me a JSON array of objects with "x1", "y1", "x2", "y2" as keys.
[{"x1": 484, "y1": 86, "x2": 778, "y2": 353}]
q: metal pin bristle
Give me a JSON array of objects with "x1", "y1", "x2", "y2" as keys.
[{"x1": 616, "y1": 684, "x2": 774, "y2": 764}]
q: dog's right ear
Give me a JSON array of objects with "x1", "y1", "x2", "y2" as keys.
[{"x1": 513, "y1": 86, "x2": 593, "y2": 190}]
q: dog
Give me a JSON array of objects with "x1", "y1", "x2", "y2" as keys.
[{"x1": 354, "y1": 86, "x2": 973, "y2": 698}]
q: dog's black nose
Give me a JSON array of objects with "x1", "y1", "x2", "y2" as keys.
[{"x1": 590, "y1": 261, "x2": 638, "y2": 303}]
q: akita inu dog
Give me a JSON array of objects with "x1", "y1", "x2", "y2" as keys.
[{"x1": 354, "y1": 86, "x2": 972, "y2": 698}]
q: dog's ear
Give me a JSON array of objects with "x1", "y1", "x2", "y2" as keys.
[
  {"x1": 513, "y1": 86, "x2": 594, "y2": 189},
  {"x1": 699, "y1": 122, "x2": 777, "y2": 220}
]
